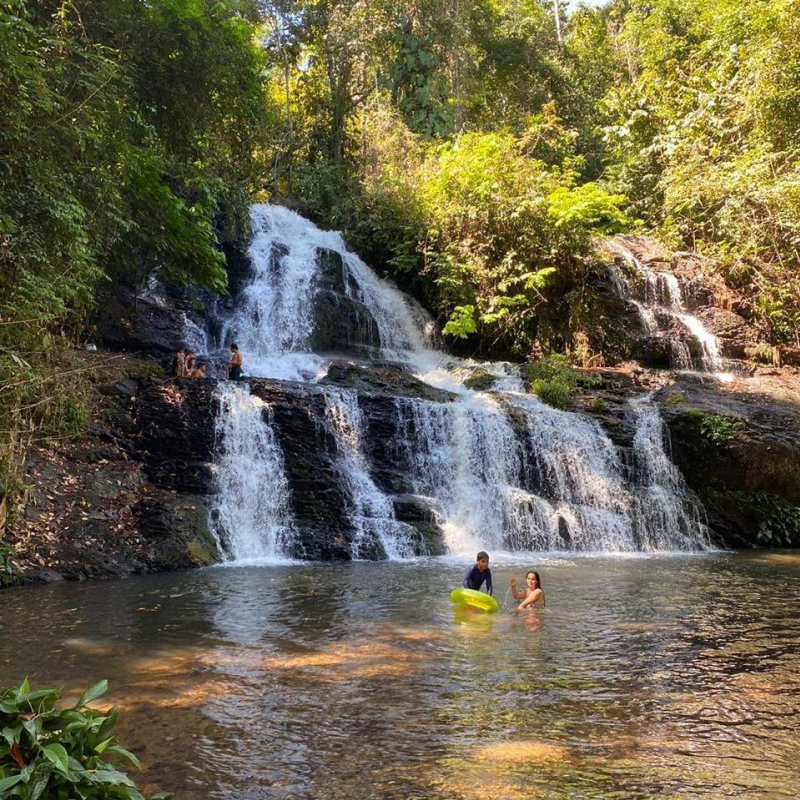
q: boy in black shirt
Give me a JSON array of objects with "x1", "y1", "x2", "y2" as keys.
[{"x1": 462, "y1": 551, "x2": 492, "y2": 595}]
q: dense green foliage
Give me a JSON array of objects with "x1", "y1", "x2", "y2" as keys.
[
  {"x1": 260, "y1": 0, "x2": 799, "y2": 350},
  {"x1": 2, "y1": 0, "x2": 799, "y2": 500},
  {"x1": 0, "y1": 680, "x2": 163, "y2": 799},
  {"x1": 733, "y1": 491, "x2": 800, "y2": 546},
  {"x1": 0, "y1": 0, "x2": 270, "y2": 483}
]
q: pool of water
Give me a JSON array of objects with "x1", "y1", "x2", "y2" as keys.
[{"x1": 2, "y1": 552, "x2": 800, "y2": 799}]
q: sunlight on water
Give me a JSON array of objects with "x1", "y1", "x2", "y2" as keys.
[{"x1": 1, "y1": 554, "x2": 799, "y2": 799}]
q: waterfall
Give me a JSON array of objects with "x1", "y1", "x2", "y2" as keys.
[
  {"x1": 607, "y1": 240, "x2": 729, "y2": 376},
  {"x1": 222, "y1": 204, "x2": 438, "y2": 381},
  {"x1": 209, "y1": 206, "x2": 714, "y2": 560},
  {"x1": 393, "y1": 392, "x2": 705, "y2": 554},
  {"x1": 212, "y1": 383, "x2": 296, "y2": 562},
  {"x1": 629, "y1": 395, "x2": 711, "y2": 550},
  {"x1": 323, "y1": 388, "x2": 417, "y2": 559}
]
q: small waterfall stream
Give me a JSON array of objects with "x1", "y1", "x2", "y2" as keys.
[
  {"x1": 607, "y1": 240, "x2": 729, "y2": 377},
  {"x1": 323, "y1": 387, "x2": 416, "y2": 560},
  {"x1": 211, "y1": 206, "x2": 712, "y2": 560}
]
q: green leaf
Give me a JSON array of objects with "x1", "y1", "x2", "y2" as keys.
[
  {"x1": 76, "y1": 680, "x2": 108, "y2": 708},
  {"x1": 30, "y1": 773, "x2": 50, "y2": 800},
  {"x1": 105, "y1": 744, "x2": 141, "y2": 770},
  {"x1": 0, "y1": 774, "x2": 23, "y2": 793},
  {"x1": 42, "y1": 743, "x2": 70, "y2": 776}
]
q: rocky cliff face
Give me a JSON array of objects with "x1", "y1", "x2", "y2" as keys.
[
  {"x1": 657, "y1": 376, "x2": 800, "y2": 546},
  {"x1": 133, "y1": 361, "x2": 456, "y2": 562}
]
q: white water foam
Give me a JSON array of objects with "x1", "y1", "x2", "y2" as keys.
[
  {"x1": 211, "y1": 208, "x2": 714, "y2": 560},
  {"x1": 213, "y1": 383, "x2": 296, "y2": 562}
]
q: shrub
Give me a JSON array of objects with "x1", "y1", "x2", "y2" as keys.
[
  {"x1": 0, "y1": 540, "x2": 21, "y2": 588},
  {"x1": 527, "y1": 354, "x2": 585, "y2": 409},
  {"x1": 734, "y1": 491, "x2": 800, "y2": 546},
  {"x1": 590, "y1": 396, "x2": 608, "y2": 412},
  {"x1": 665, "y1": 393, "x2": 685, "y2": 405},
  {"x1": 535, "y1": 380, "x2": 573, "y2": 409},
  {"x1": 0, "y1": 680, "x2": 166, "y2": 800},
  {"x1": 699, "y1": 414, "x2": 745, "y2": 446}
]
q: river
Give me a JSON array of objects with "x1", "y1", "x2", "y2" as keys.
[{"x1": 2, "y1": 553, "x2": 799, "y2": 799}]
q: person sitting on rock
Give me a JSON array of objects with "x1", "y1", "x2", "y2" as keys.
[
  {"x1": 173, "y1": 348, "x2": 187, "y2": 377},
  {"x1": 191, "y1": 362, "x2": 207, "y2": 378},
  {"x1": 228, "y1": 343, "x2": 243, "y2": 380}
]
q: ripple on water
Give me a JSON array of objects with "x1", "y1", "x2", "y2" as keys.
[{"x1": 1, "y1": 553, "x2": 799, "y2": 799}]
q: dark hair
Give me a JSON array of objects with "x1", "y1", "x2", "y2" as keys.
[
  {"x1": 231, "y1": 343, "x2": 239, "y2": 350},
  {"x1": 476, "y1": 551, "x2": 489, "y2": 561},
  {"x1": 526, "y1": 570, "x2": 541, "y2": 589}
]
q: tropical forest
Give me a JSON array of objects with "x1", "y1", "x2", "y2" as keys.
[{"x1": 1, "y1": 0, "x2": 799, "y2": 798}]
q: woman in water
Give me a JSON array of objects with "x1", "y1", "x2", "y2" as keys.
[{"x1": 510, "y1": 571, "x2": 545, "y2": 609}]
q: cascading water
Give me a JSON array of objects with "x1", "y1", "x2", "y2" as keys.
[
  {"x1": 607, "y1": 240, "x2": 729, "y2": 376},
  {"x1": 211, "y1": 205, "x2": 713, "y2": 560},
  {"x1": 629, "y1": 394, "x2": 710, "y2": 550},
  {"x1": 212, "y1": 383, "x2": 296, "y2": 562},
  {"x1": 322, "y1": 387, "x2": 416, "y2": 559},
  {"x1": 393, "y1": 391, "x2": 706, "y2": 553},
  {"x1": 222, "y1": 204, "x2": 438, "y2": 381}
]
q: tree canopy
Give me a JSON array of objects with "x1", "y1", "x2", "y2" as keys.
[{"x1": 1, "y1": 0, "x2": 799, "y2": 484}]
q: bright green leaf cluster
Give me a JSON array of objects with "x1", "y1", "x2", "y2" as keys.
[{"x1": 0, "y1": 680, "x2": 168, "y2": 800}]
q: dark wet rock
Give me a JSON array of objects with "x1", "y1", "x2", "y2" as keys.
[
  {"x1": 97, "y1": 378, "x2": 139, "y2": 398},
  {"x1": 573, "y1": 369, "x2": 644, "y2": 448},
  {"x1": 630, "y1": 337, "x2": 674, "y2": 368},
  {"x1": 247, "y1": 380, "x2": 354, "y2": 560},
  {"x1": 135, "y1": 495, "x2": 220, "y2": 569},
  {"x1": 315, "y1": 248, "x2": 360, "y2": 295},
  {"x1": 134, "y1": 378, "x2": 218, "y2": 494},
  {"x1": 322, "y1": 360, "x2": 457, "y2": 402},
  {"x1": 96, "y1": 289, "x2": 205, "y2": 356},
  {"x1": 358, "y1": 393, "x2": 416, "y2": 497},
  {"x1": 309, "y1": 291, "x2": 381, "y2": 356},
  {"x1": 696, "y1": 307, "x2": 750, "y2": 357},
  {"x1": 462, "y1": 368, "x2": 497, "y2": 391},
  {"x1": 657, "y1": 380, "x2": 800, "y2": 546},
  {"x1": 39, "y1": 568, "x2": 65, "y2": 582},
  {"x1": 392, "y1": 495, "x2": 446, "y2": 556}
]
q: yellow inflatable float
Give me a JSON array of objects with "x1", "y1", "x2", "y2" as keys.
[{"x1": 450, "y1": 587, "x2": 499, "y2": 613}]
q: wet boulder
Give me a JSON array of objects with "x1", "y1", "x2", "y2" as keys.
[
  {"x1": 392, "y1": 495, "x2": 446, "y2": 556},
  {"x1": 309, "y1": 290, "x2": 381, "y2": 356},
  {"x1": 322, "y1": 360, "x2": 457, "y2": 402}
]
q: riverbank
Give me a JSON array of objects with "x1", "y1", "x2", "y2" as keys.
[{"x1": 0, "y1": 352, "x2": 219, "y2": 586}]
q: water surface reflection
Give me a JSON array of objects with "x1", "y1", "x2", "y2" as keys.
[{"x1": 1, "y1": 553, "x2": 799, "y2": 799}]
